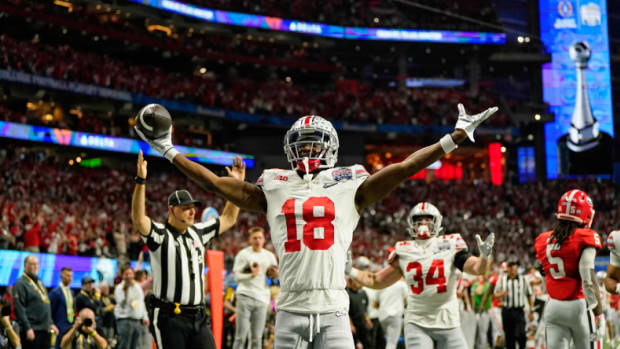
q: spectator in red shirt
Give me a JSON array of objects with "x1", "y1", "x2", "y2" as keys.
[{"x1": 23, "y1": 215, "x2": 42, "y2": 252}]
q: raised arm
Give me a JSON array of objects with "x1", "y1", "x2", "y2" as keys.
[
  {"x1": 218, "y1": 157, "x2": 245, "y2": 234},
  {"x1": 173, "y1": 155, "x2": 266, "y2": 212},
  {"x1": 355, "y1": 104, "x2": 497, "y2": 211},
  {"x1": 133, "y1": 107, "x2": 267, "y2": 212},
  {"x1": 131, "y1": 150, "x2": 152, "y2": 236},
  {"x1": 462, "y1": 233, "x2": 495, "y2": 275}
]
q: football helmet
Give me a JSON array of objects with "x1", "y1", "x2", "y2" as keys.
[
  {"x1": 407, "y1": 202, "x2": 443, "y2": 239},
  {"x1": 556, "y1": 189, "x2": 595, "y2": 228},
  {"x1": 283, "y1": 115, "x2": 339, "y2": 173}
]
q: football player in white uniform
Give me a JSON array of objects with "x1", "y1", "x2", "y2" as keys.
[
  {"x1": 135, "y1": 103, "x2": 498, "y2": 348},
  {"x1": 604, "y1": 230, "x2": 620, "y2": 295},
  {"x1": 349, "y1": 202, "x2": 495, "y2": 349}
]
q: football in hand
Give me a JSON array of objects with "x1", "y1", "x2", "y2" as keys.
[{"x1": 135, "y1": 104, "x2": 172, "y2": 139}]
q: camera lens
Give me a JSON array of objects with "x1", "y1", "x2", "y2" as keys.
[{"x1": 83, "y1": 318, "x2": 93, "y2": 327}]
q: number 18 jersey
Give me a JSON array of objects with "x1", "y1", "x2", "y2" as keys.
[
  {"x1": 534, "y1": 229, "x2": 602, "y2": 301},
  {"x1": 257, "y1": 165, "x2": 369, "y2": 313},
  {"x1": 394, "y1": 234, "x2": 468, "y2": 329}
]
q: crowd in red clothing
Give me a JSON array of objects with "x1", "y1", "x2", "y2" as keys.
[
  {"x1": 0, "y1": 33, "x2": 509, "y2": 127},
  {"x1": 1, "y1": 146, "x2": 617, "y2": 266}
]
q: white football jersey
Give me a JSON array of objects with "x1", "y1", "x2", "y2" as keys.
[
  {"x1": 257, "y1": 165, "x2": 369, "y2": 313},
  {"x1": 395, "y1": 234, "x2": 468, "y2": 329},
  {"x1": 607, "y1": 230, "x2": 620, "y2": 267}
]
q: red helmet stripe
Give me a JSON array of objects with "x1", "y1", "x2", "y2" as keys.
[
  {"x1": 421, "y1": 202, "x2": 426, "y2": 211},
  {"x1": 304, "y1": 116, "x2": 312, "y2": 127}
]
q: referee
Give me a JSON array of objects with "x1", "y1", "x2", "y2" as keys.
[
  {"x1": 493, "y1": 260, "x2": 534, "y2": 349},
  {"x1": 131, "y1": 150, "x2": 244, "y2": 349}
]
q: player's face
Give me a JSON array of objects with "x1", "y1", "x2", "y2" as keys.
[
  {"x1": 413, "y1": 215, "x2": 434, "y2": 234},
  {"x1": 298, "y1": 142, "x2": 324, "y2": 158}
]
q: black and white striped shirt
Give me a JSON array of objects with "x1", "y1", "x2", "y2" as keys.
[
  {"x1": 496, "y1": 274, "x2": 533, "y2": 309},
  {"x1": 142, "y1": 219, "x2": 219, "y2": 306}
]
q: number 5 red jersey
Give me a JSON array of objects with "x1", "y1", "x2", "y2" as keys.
[{"x1": 534, "y1": 228, "x2": 601, "y2": 301}]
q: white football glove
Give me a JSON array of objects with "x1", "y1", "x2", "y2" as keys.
[
  {"x1": 134, "y1": 125, "x2": 179, "y2": 162},
  {"x1": 455, "y1": 104, "x2": 499, "y2": 142},
  {"x1": 475, "y1": 233, "x2": 495, "y2": 259},
  {"x1": 590, "y1": 314, "x2": 605, "y2": 342}
]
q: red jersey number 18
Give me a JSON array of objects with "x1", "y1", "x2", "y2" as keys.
[{"x1": 282, "y1": 197, "x2": 335, "y2": 252}]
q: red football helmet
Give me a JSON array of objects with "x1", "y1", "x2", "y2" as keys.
[{"x1": 556, "y1": 189, "x2": 595, "y2": 228}]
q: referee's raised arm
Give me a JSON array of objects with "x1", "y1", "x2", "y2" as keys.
[
  {"x1": 131, "y1": 150, "x2": 152, "y2": 236},
  {"x1": 216, "y1": 157, "x2": 245, "y2": 235}
]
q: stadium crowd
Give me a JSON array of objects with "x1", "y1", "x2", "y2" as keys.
[
  {"x1": 0, "y1": 33, "x2": 509, "y2": 128},
  {"x1": 1, "y1": 146, "x2": 617, "y2": 265},
  {"x1": 1, "y1": 142, "x2": 618, "y2": 348}
]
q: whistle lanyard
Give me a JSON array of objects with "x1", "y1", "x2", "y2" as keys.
[{"x1": 23, "y1": 274, "x2": 49, "y2": 304}]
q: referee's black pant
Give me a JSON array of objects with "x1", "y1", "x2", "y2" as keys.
[
  {"x1": 502, "y1": 307, "x2": 526, "y2": 349},
  {"x1": 149, "y1": 306, "x2": 216, "y2": 349}
]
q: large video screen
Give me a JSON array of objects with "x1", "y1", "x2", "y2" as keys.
[
  {"x1": 0, "y1": 250, "x2": 153, "y2": 289},
  {"x1": 0, "y1": 121, "x2": 255, "y2": 168},
  {"x1": 539, "y1": 0, "x2": 614, "y2": 178}
]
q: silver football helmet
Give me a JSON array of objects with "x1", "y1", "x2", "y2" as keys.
[
  {"x1": 407, "y1": 202, "x2": 443, "y2": 239},
  {"x1": 283, "y1": 115, "x2": 339, "y2": 173}
]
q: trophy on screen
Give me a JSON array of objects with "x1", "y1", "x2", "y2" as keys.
[
  {"x1": 567, "y1": 42, "x2": 598, "y2": 152},
  {"x1": 557, "y1": 41, "x2": 613, "y2": 175}
]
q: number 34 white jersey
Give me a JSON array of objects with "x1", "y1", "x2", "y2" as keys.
[
  {"x1": 394, "y1": 234, "x2": 467, "y2": 329},
  {"x1": 257, "y1": 165, "x2": 369, "y2": 313}
]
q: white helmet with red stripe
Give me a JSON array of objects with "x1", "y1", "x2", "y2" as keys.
[
  {"x1": 556, "y1": 189, "x2": 595, "y2": 228},
  {"x1": 407, "y1": 202, "x2": 443, "y2": 239},
  {"x1": 284, "y1": 115, "x2": 339, "y2": 173}
]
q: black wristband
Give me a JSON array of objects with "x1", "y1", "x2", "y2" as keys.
[{"x1": 135, "y1": 176, "x2": 146, "y2": 185}]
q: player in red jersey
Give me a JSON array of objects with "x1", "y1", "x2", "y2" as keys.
[{"x1": 534, "y1": 189, "x2": 605, "y2": 349}]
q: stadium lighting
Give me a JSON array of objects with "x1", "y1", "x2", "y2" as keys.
[
  {"x1": 374, "y1": 17, "x2": 380, "y2": 23},
  {"x1": 517, "y1": 36, "x2": 524, "y2": 43},
  {"x1": 147, "y1": 25, "x2": 172, "y2": 36},
  {"x1": 68, "y1": 159, "x2": 74, "y2": 166},
  {"x1": 534, "y1": 114, "x2": 541, "y2": 121},
  {"x1": 500, "y1": 146, "x2": 507, "y2": 153},
  {"x1": 76, "y1": 156, "x2": 82, "y2": 163},
  {"x1": 54, "y1": 0, "x2": 73, "y2": 12},
  {"x1": 199, "y1": 67, "x2": 207, "y2": 74}
]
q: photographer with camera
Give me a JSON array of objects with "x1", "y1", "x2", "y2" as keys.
[
  {"x1": 232, "y1": 227, "x2": 278, "y2": 349},
  {"x1": 60, "y1": 308, "x2": 107, "y2": 349}
]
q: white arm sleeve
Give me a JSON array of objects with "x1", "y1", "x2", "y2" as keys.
[{"x1": 579, "y1": 247, "x2": 597, "y2": 310}]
